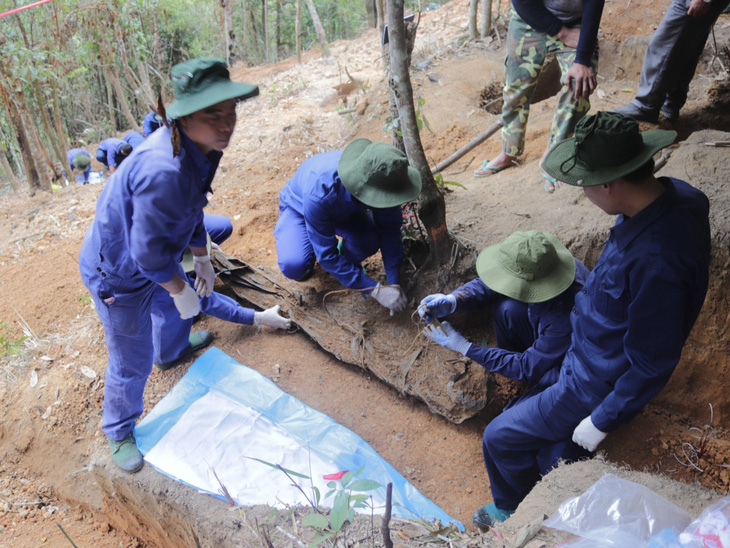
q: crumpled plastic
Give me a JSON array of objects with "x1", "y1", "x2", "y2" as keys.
[
  {"x1": 543, "y1": 473, "x2": 693, "y2": 547},
  {"x1": 678, "y1": 495, "x2": 730, "y2": 548}
]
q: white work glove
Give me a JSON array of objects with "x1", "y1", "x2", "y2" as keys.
[
  {"x1": 371, "y1": 283, "x2": 407, "y2": 316},
  {"x1": 171, "y1": 284, "x2": 201, "y2": 319},
  {"x1": 417, "y1": 293, "x2": 457, "y2": 322},
  {"x1": 423, "y1": 320, "x2": 472, "y2": 355},
  {"x1": 193, "y1": 255, "x2": 215, "y2": 297},
  {"x1": 572, "y1": 415, "x2": 607, "y2": 452},
  {"x1": 253, "y1": 305, "x2": 291, "y2": 330}
]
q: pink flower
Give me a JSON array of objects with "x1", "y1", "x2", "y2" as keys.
[{"x1": 322, "y1": 470, "x2": 348, "y2": 481}]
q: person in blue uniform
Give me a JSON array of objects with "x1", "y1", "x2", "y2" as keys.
[
  {"x1": 66, "y1": 148, "x2": 91, "y2": 184},
  {"x1": 79, "y1": 58, "x2": 273, "y2": 474},
  {"x1": 142, "y1": 109, "x2": 164, "y2": 136},
  {"x1": 472, "y1": 112, "x2": 711, "y2": 530},
  {"x1": 274, "y1": 139, "x2": 422, "y2": 315},
  {"x1": 123, "y1": 130, "x2": 145, "y2": 149},
  {"x1": 95, "y1": 137, "x2": 132, "y2": 174},
  {"x1": 419, "y1": 230, "x2": 591, "y2": 528}
]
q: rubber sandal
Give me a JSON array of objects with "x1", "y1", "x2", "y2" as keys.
[
  {"x1": 542, "y1": 171, "x2": 560, "y2": 194},
  {"x1": 474, "y1": 159, "x2": 507, "y2": 178},
  {"x1": 472, "y1": 502, "x2": 514, "y2": 530},
  {"x1": 155, "y1": 330, "x2": 213, "y2": 371}
]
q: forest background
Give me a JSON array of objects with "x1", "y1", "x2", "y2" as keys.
[{"x1": 0, "y1": 0, "x2": 438, "y2": 195}]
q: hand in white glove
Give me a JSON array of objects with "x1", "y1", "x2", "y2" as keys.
[
  {"x1": 371, "y1": 283, "x2": 407, "y2": 316},
  {"x1": 193, "y1": 255, "x2": 216, "y2": 297},
  {"x1": 423, "y1": 320, "x2": 472, "y2": 355},
  {"x1": 253, "y1": 305, "x2": 291, "y2": 330},
  {"x1": 572, "y1": 415, "x2": 607, "y2": 452},
  {"x1": 417, "y1": 293, "x2": 457, "y2": 322},
  {"x1": 171, "y1": 284, "x2": 201, "y2": 319}
]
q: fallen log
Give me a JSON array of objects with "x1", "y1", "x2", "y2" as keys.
[{"x1": 211, "y1": 249, "x2": 490, "y2": 424}]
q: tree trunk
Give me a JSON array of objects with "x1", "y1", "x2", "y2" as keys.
[
  {"x1": 51, "y1": 86, "x2": 72, "y2": 156},
  {"x1": 103, "y1": 64, "x2": 140, "y2": 131},
  {"x1": 480, "y1": 0, "x2": 493, "y2": 38},
  {"x1": 14, "y1": 86, "x2": 54, "y2": 190},
  {"x1": 276, "y1": 0, "x2": 282, "y2": 60},
  {"x1": 33, "y1": 81, "x2": 66, "y2": 174},
  {"x1": 304, "y1": 0, "x2": 330, "y2": 56},
  {"x1": 221, "y1": 0, "x2": 234, "y2": 65},
  {"x1": 295, "y1": 0, "x2": 302, "y2": 63},
  {"x1": 6, "y1": 95, "x2": 43, "y2": 194},
  {"x1": 468, "y1": 0, "x2": 479, "y2": 40},
  {"x1": 376, "y1": 0, "x2": 385, "y2": 30},
  {"x1": 0, "y1": 149, "x2": 17, "y2": 187},
  {"x1": 103, "y1": 72, "x2": 116, "y2": 131},
  {"x1": 262, "y1": 0, "x2": 269, "y2": 62},
  {"x1": 387, "y1": 0, "x2": 452, "y2": 266}
]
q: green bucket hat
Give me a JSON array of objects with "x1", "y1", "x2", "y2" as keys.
[
  {"x1": 476, "y1": 231, "x2": 576, "y2": 303},
  {"x1": 166, "y1": 58, "x2": 259, "y2": 119},
  {"x1": 542, "y1": 111, "x2": 677, "y2": 187},
  {"x1": 72, "y1": 153, "x2": 90, "y2": 171},
  {"x1": 337, "y1": 139, "x2": 422, "y2": 208}
]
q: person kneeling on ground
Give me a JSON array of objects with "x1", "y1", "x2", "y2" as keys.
[
  {"x1": 66, "y1": 148, "x2": 92, "y2": 184},
  {"x1": 79, "y1": 58, "x2": 282, "y2": 475},
  {"x1": 469, "y1": 111, "x2": 710, "y2": 531},
  {"x1": 274, "y1": 138, "x2": 422, "y2": 315},
  {"x1": 419, "y1": 230, "x2": 591, "y2": 528},
  {"x1": 95, "y1": 137, "x2": 132, "y2": 174}
]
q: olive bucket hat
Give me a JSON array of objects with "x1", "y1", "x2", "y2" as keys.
[
  {"x1": 476, "y1": 231, "x2": 576, "y2": 303},
  {"x1": 542, "y1": 111, "x2": 677, "y2": 187},
  {"x1": 72, "y1": 153, "x2": 90, "y2": 171},
  {"x1": 166, "y1": 58, "x2": 259, "y2": 119},
  {"x1": 337, "y1": 139, "x2": 422, "y2": 208}
]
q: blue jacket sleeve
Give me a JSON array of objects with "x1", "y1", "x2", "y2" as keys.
[
  {"x1": 451, "y1": 278, "x2": 496, "y2": 311},
  {"x1": 107, "y1": 145, "x2": 118, "y2": 168},
  {"x1": 303, "y1": 190, "x2": 378, "y2": 290},
  {"x1": 128, "y1": 161, "x2": 201, "y2": 284},
  {"x1": 590, "y1": 263, "x2": 692, "y2": 432},
  {"x1": 372, "y1": 206, "x2": 404, "y2": 285},
  {"x1": 465, "y1": 297, "x2": 575, "y2": 383}
]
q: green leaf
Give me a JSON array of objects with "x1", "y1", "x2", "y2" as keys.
[
  {"x1": 348, "y1": 479, "x2": 381, "y2": 492},
  {"x1": 327, "y1": 481, "x2": 337, "y2": 489},
  {"x1": 443, "y1": 180, "x2": 467, "y2": 189},
  {"x1": 245, "y1": 457, "x2": 310, "y2": 479},
  {"x1": 308, "y1": 530, "x2": 336, "y2": 547},
  {"x1": 312, "y1": 486, "x2": 320, "y2": 506},
  {"x1": 325, "y1": 489, "x2": 336, "y2": 499},
  {"x1": 301, "y1": 513, "x2": 330, "y2": 530},
  {"x1": 330, "y1": 491, "x2": 349, "y2": 532},
  {"x1": 340, "y1": 470, "x2": 354, "y2": 488}
]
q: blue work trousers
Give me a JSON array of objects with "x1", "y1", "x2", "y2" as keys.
[
  {"x1": 274, "y1": 205, "x2": 380, "y2": 281},
  {"x1": 203, "y1": 213, "x2": 233, "y2": 246},
  {"x1": 482, "y1": 350, "x2": 597, "y2": 511}
]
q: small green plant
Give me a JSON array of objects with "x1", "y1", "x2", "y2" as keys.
[
  {"x1": 0, "y1": 322, "x2": 28, "y2": 358},
  {"x1": 248, "y1": 457, "x2": 381, "y2": 547},
  {"x1": 434, "y1": 173, "x2": 466, "y2": 191},
  {"x1": 415, "y1": 97, "x2": 433, "y2": 134},
  {"x1": 79, "y1": 294, "x2": 93, "y2": 305}
]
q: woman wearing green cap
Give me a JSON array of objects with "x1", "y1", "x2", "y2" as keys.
[
  {"x1": 274, "y1": 138, "x2": 422, "y2": 315},
  {"x1": 79, "y1": 58, "x2": 287, "y2": 474}
]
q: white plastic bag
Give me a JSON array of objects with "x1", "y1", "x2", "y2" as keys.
[
  {"x1": 678, "y1": 495, "x2": 730, "y2": 548},
  {"x1": 543, "y1": 473, "x2": 692, "y2": 547}
]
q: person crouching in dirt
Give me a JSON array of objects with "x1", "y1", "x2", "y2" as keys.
[
  {"x1": 418, "y1": 231, "x2": 592, "y2": 512},
  {"x1": 274, "y1": 138, "x2": 422, "y2": 315},
  {"x1": 66, "y1": 148, "x2": 92, "y2": 184},
  {"x1": 95, "y1": 137, "x2": 132, "y2": 175},
  {"x1": 79, "y1": 58, "x2": 289, "y2": 474},
  {"x1": 469, "y1": 112, "x2": 710, "y2": 531}
]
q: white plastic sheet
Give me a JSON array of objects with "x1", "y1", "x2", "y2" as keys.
[
  {"x1": 135, "y1": 347, "x2": 462, "y2": 529},
  {"x1": 543, "y1": 473, "x2": 692, "y2": 547}
]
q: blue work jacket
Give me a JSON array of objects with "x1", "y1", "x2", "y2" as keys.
[
  {"x1": 452, "y1": 258, "x2": 589, "y2": 383},
  {"x1": 143, "y1": 111, "x2": 163, "y2": 136},
  {"x1": 567, "y1": 177, "x2": 711, "y2": 433},
  {"x1": 123, "y1": 131, "x2": 145, "y2": 148},
  {"x1": 81, "y1": 125, "x2": 218, "y2": 289},
  {"x1": 97, "y1": 138, "x2": 128, "y2": 168},
  {"x1": 279, "y1": 150, "x2": 404, "y2": 290},
  {"x1": 67, "y1": 148, "x2": 90, "y2": 172}
]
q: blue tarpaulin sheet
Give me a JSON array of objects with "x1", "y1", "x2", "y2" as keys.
[{"x1": 135, "y1": 347, "x2": 462, "y2": 529}]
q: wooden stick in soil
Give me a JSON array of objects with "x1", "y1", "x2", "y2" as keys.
[
  {"x1": 381, "y1": 482, "x2": 394, "y2": 548},
  {"x1": 431, "y1": 118, "x2": 504, "y2": 174}
]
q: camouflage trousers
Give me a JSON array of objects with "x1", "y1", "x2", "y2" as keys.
[{"x1": 501, "y1": 10, "x2": 599, "y2": 157}]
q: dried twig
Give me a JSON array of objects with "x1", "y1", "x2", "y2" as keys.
[
  {"x1": 381, "y1": 482, "x2": 394, "y2": 548},
  {"x1": 275, "y1": 525, "x2": 308, "y2": 548}
]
